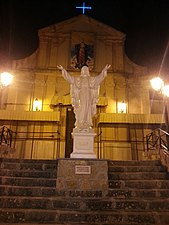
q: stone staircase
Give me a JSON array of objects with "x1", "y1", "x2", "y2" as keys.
[
  {"x1": 108, "y1": 160, "x2": 169, "y2": 225},
  {"x1": 0, "y1": 158, "x2": 169, "y2": 224}
]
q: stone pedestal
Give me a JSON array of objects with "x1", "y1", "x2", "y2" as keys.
[
  {"x1": 56, "y1": 159, "x2": 108, "y2": 193},
  {"x1": 71, "y1": 129, "x2": 96, "y2": 158}
]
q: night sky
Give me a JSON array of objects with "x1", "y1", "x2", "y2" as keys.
[{"x1": 0, "y1": 0, "x2": 169, "y2": 74}]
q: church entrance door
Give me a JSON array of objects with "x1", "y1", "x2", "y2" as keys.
[{"x1": 65, "y1": 107, "x2": 75, "y2": 158}]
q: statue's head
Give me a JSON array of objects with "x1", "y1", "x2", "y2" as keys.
[{"x1": 80, "y1": 66, "x2": 90, "y2": 77}]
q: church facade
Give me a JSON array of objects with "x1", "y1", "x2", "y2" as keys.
[{"x1": 0, "y1": 15, "x2": 165, "y2": 160}]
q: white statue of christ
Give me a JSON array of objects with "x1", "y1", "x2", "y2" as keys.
[{"x1": 57, "y1": 64, "x2": 111, "y2": 131}]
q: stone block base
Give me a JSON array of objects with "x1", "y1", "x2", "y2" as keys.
[{"x1": 56, "y1": 159, "x2": 108, "y2": 193}]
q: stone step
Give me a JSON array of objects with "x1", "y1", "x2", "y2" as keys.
[
  {"x1": 1, "y1": 186, "x2": 169, "y2": 199},
  {"x1": 108, "y1": 160, "x2": 161, "y2": 166},
  {"x1": 108, "y1": 165, "x2": 167, "y2": 172},
  {"x1": 1, "y1": 223, "x2": 165, "y2": 225},
  {"x1": 0, "y1": 186, "x2": 65, "y2": 197},
  {"x1": 0, "y1": 186, "x2": 103, "y2": 198},
  {"x1": 57, "y1": 211, "x2": 169, "y2": 225},
  {"x1": 0, "y1": 209, "x2": 168, "y2": 224},
  {"x1": 0, "y1": 158, "x2": 56, "y2": 164},
  {"x1": 0, "y1": 177, "x2": 56, "y2": 187},
  {"x1": 1, "y1": 196, "x2": 169, "y2": 211},
  {"x1": 0, "y1": 169, "x2": 57, "y2": 178},
  {"x1": 0, "y1": 224, "x2": 74, "y2": 225},
  {"x1": 0, "y1": 160, "x2": 57, "y2": 171},
  {"x1": 1, "y1": 159, "x2": 162, "y2": 169},
  {"x1": 108, "y1": 189, "x2": 169, "y2": 198},
  {"x1": 0, "y1": 224, "x2": 107, "y2": 225},
  {"x1": 1, "y1": 168, "x2": 167, "y2": 179},
  {"x1": 109, "y1": 180, "x2": 169, "y2": 189},
  {"x1": 108, "y1": 172, "x2": 168, "y2": 180},
  {"x1": 0, "y1": 224, "x2": 66, "y2": 225}
]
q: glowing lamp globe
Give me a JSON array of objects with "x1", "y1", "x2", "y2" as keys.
[
  {"x1": 150, "y1": 77, "x2": 164, "y2": 91},
  {"x1": 0, "y1": 72, "x2": 14, "y2": 87}
]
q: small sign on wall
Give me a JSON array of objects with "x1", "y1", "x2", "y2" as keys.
[{"x1": 75, "y1": 165, "x2": 91, "y2": 174}]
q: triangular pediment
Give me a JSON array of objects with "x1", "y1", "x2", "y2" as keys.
[
  {"x1": 13, "y1": 14, "x2": 146, "y2": 76},
  {"x1": 39, "y1": 14, "x2": 125, "y2": 41}
]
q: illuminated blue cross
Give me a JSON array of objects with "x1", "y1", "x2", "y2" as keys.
[{"x1": 76, "y1": 2, "x2": 92, "y2": 14}]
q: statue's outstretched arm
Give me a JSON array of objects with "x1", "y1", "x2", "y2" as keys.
[
  {"x1": 95, "y1": 64, "x2": 111, "y2": 85},
  {"x1": 57, "y1": 65, "x2": 74, "y2": 84}
]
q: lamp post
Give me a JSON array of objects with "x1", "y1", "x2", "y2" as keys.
[
  {"x1": 150, "y1": 77, "x2": 169, "y2": 147},
  {"x1": 0, "y1": 71, "x2": 14, "y2": 109}
]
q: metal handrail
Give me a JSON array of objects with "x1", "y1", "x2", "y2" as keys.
[
  {"x1": 146, "y1": 128, "x2": 169, "y2": 171},
  {"x1": 0, "y1": 125, "x2": 16, "y2": 147},
  {"x1": 146, "y1": 128, "x2": 169, "y2": 154}
]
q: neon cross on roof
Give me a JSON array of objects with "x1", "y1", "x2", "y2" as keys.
[{"x1": 76, "y1": 2, "x2": 92, "y2": 14}]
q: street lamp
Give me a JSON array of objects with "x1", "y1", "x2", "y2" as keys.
[
  {"x1": 33, "y1": 98, "x2": 42, "y2": 111},
  {"x1": 0, "y1": 71, "x2": 14, "y2": 109},
  {"x1": 150, "y1": 77, "x2": 169, "y2": 133},
  {"x1": 117, "y1": 101, "x2": 127, "y2": 113},
  {"x1": 0, "y1": 72, "x2": 13, "y2": 88}
]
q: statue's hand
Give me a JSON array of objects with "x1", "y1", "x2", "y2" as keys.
[
  {"x1": 102, "y1": 64, "x2": 111, "y2": 73},
  {"x1": 57, "y1": 65, "x2": 63, "y2": 70},
  {"x1": 105, "y1": 64, "x2": 111, "y2": 70}
]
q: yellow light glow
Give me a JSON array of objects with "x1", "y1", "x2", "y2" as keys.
[
  {"x1": 0, "y1": 72, "x2": 14, "y2": 87},
  {"x1": 33, "y1": 98, "x2": 42, "y2": 111},
  {"x1": 150, "y1": 77, "x2": 164, "y2": 91},
  {"x1": 162, "y1": 85, "x2": 169, "y2": 97},
  {"x1": 118, "y1": 102, "x2": 127, "y2": 113}
]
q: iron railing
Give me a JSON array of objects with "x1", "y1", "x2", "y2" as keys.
[
  {"x1": 146, "y1": 128, "x2": 169, "y2": 153},
  {"x1": 0, "y1": 125, "x2": 159, "y2": 160},
  {"x1": 146, "y1": 128, "x2": 169, "y2": 171},
  {"x1": 0, "y1": 125, "x2": 17, "y2": 156},
  {"x1": 0, "y1": 126, "x2": 16, "y2": 147}
]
